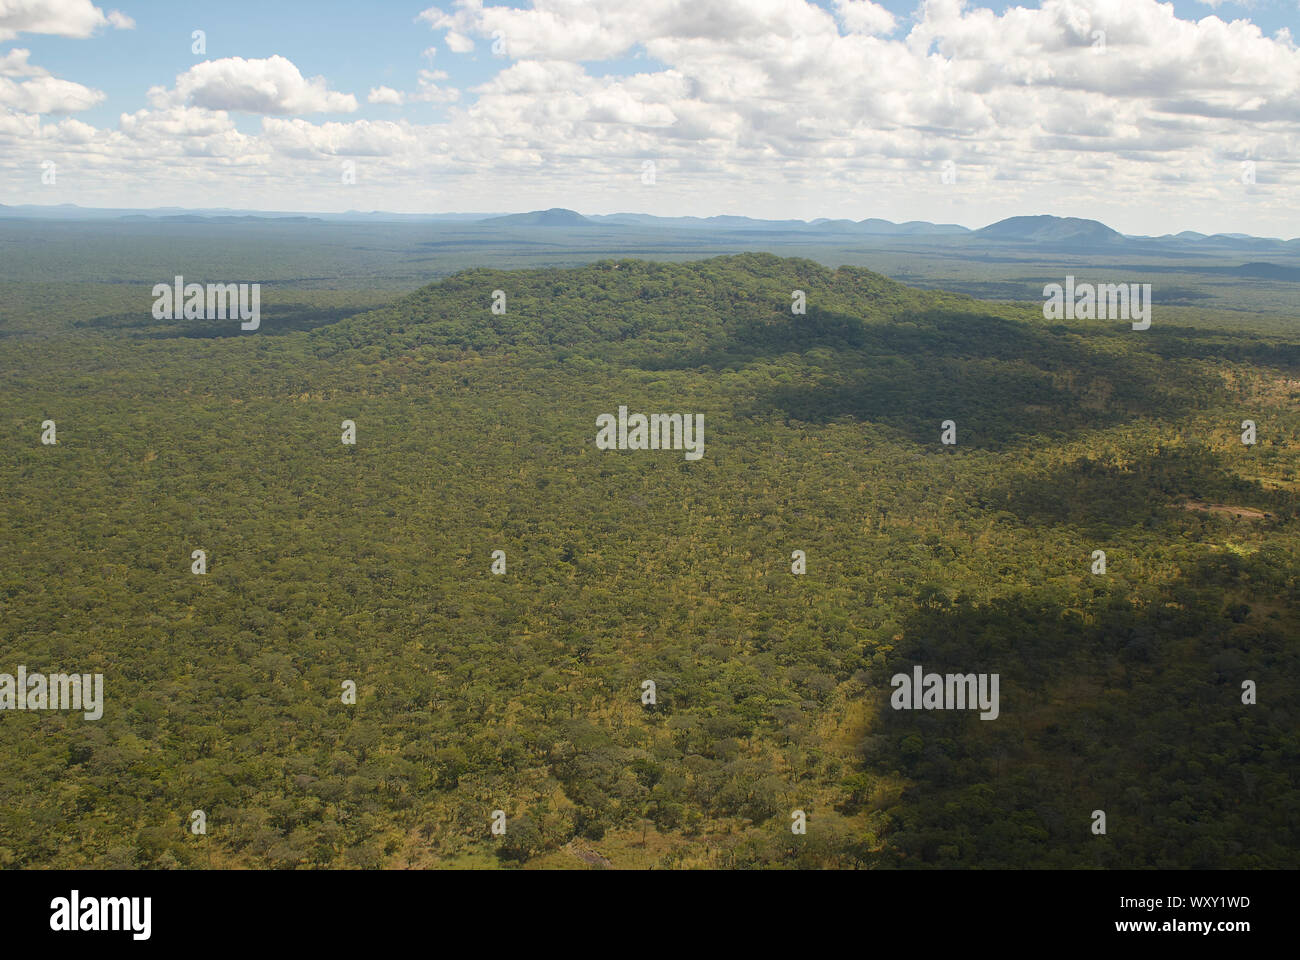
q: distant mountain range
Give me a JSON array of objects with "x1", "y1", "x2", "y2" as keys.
[
  {"x1": 479, "y1": 208, "x2": 1299, "y2": 252},
  {"x1": 579, "y1": 211, "x2": 972, "y2": 235},
  {"x1": 2, "y1": 203, "x2": 1297, "y2": 251}
]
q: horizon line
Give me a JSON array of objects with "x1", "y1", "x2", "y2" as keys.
[{"x1": 0, "y1": 201, "x2": 1295, "y2": 243}]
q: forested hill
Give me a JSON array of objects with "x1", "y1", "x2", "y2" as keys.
[
  {"x1": 308, "y1": 253, "x2": 1278, "y2": 455},
  {"x1": 1, "y1": 251, "x2": 1296, "y2": 869},
  {"x1": 310, "y1": 254, "x2": 958, "y2": 359}
]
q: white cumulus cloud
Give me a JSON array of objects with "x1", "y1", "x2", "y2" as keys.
[
  {"x1": 413, "y1": 68, "x2": 459, "y2": 102},
  {"x1": 149, "y1": 55, "x2": 358, "y2": 115},
  {"x1": 0, "y1": 0, "x2": 134, "y2": 40},
  {"x1": 0, "y1": 47, "x2": 48, "y2": 76},
  {"x1": 2, "y1": 0, "x2": 1298, "y2": 236},
  {"x1": 368, "y1": 85, "x2": 406, "y2": 105},
  {"x1": 834, "y1": 0, "x2": 897, "y2": 36},
  {"x1": 0, "y1": 74, "x2": 104, "y2": 112}
]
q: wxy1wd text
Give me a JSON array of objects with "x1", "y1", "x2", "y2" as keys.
[{"x1": 1120, "y1": 896, "x2": 1251, "y2": 911}]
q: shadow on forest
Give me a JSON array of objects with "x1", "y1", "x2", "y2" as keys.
[
  {"x1": 976, "y1": 444, "x2": 1297, "y2": 535},
  {"x1": 853, "y1": 567, "x2": 1299, "y2": 867},
  {"x1": 76, "y1": 302, "x2": 362, "y2": 338},
  {"x1": 648, "y1": 306, "x2": 1224, "y2": 449},
  {"x1": 1141, "y1": 326, "x2": 1300, "y2": 370}
]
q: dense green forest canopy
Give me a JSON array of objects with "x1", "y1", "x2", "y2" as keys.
[{"x1": 1, "y1": 251, "x2": 1296, "y2": 868}]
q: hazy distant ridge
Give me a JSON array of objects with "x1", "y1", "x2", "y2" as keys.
[{"x1": 2, "y1": 202, "x2": 1296, "y2": 249}]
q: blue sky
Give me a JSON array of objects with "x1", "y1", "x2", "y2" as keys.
[
  {"x1": 16, "y1": 2, "x2": 471, "y2": 131},
  {"x1": 19, "y1": 0, "x2": 1295, "y2": 129},
  {"x1": 2, "y1": 1, "x2": 1297, "y2": 234}
]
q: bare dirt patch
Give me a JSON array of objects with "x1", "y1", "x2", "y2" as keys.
[
  {"x1": 565, "y1": 841, "x2": 613, "y2": 869},
  {"x1": 1179, "y1": 500, "x2": 1271, "y2": 519}
]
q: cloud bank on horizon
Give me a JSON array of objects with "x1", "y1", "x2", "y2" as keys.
[{"x1": 0, "y1": 0, "x2": 1296, "y2": 235}]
